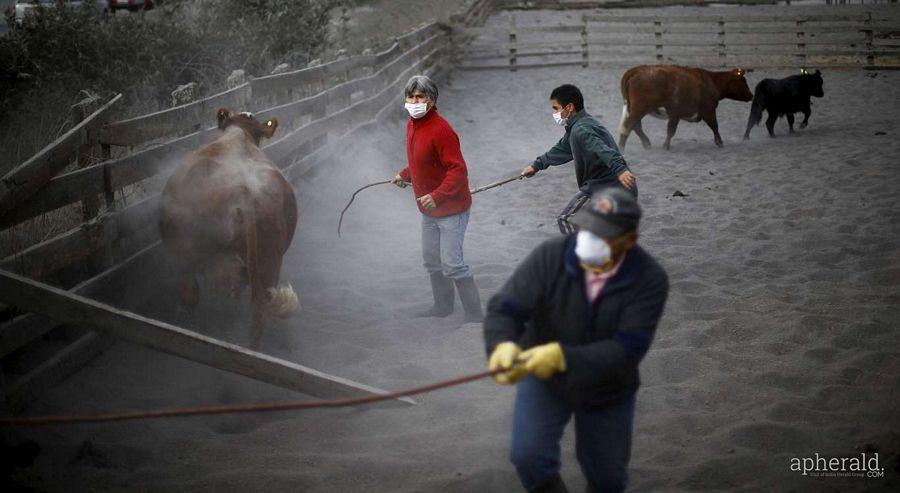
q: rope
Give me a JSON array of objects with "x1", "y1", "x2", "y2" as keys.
[{"x1": 0, "y1": 367, "x2": 508, "y2": 427}]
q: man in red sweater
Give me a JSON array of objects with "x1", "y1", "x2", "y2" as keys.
[{"x1": 391, "y1": 75, "x2": 483, "y2": 323}]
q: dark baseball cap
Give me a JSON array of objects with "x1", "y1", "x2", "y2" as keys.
[{"x1": 570, "y1": 187, "x2": 641, "y2": 238}]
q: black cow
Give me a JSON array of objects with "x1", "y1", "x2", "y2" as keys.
[{"x1": 744, "y1": 69, "x2": 824, "y2": 139}]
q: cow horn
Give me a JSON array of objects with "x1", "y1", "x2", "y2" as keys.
[{"x1": 217, "y1": 107, "x2": 232, "y2": 130}]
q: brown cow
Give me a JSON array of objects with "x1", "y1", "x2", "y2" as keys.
[
  {"x1": 618, "y1": 65, "x2": 753, "y2": 151},
  {"x1": 159, "y1": 108, "x2": 299, "y2": 349}
]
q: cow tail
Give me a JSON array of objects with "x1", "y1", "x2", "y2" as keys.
[
  {"x1": 748, "y1": 83, "x2": 766, "y2": 128},
  {"x1": 619, "y1": 70, "x2": 632, "y2": 136}
]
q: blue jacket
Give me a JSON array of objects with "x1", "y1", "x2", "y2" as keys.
[{"x1": 484, "y1": 235, "x2": 669, "y2": 408}]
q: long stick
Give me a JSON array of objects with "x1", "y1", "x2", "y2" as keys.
[
  {"x1": 337, "y1": 173, "x2": 525, "y2": 237},
  {"x1": 470, "y1": 174, "x2": 524, "y2": 195},
  {"x1": 337, "y1": 179, "x2": 393, "y2": 237}
]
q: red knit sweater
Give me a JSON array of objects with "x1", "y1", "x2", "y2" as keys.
[{"x1": 398, "y1": 108, "x2": 472, "y2": 217}]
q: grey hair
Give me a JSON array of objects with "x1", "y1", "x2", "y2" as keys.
[{"x1": 404, "y1": 75, "x2": 438, "y2": 101}]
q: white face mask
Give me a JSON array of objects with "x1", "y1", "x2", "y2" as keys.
[
  {"x1": 405, "y1": 102, "x2": 428, "y2": 119},
  {"x1": 552, "y1": 110, "x2": 566, "y2": 126},
  {"x1": 574, "y1": 230, "x2": 611, "y2": 267}
]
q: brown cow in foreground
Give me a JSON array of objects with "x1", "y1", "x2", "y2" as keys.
[
  {"x1": 618, "y1": 65, "x2": 753, "y2": 151},
  {"x1": 159, "y1": 108, "x2": 299, "y2": 349}
]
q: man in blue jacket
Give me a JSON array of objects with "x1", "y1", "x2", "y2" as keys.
[
  {"x1": 522, "y1": 84, "x2": 637, "y2": 235},
  {"x1": 483, "y1": 187, "x2": 668, "y2": 493}
]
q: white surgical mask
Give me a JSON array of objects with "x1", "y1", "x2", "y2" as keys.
[
  {"x1": 405, "y1": 102, "x2": 428, "y2": 119},
  {"x1": 552, "y1": 111, "x2": 566, "y2": 126},
  {"x1": 575, "y1": 230, "x2": 611, "y2": 267}
]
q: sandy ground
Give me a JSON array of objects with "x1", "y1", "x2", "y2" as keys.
[{"x1": 6, "y1": 5, "x2": 900, "y2": 493}]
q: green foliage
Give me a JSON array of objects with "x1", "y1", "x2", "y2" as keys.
[
  {"x1": 0, "y1": 0, "x2": 344, "y2": 167},
  {"x1": 0, "y1": 0, "x2": 344, "y2": 120}
]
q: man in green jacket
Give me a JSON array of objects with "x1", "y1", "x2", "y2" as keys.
[{"x1": 522, "y1": 84, "x2": 637, "y2": 235}]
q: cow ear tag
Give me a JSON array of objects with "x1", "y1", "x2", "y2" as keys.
[{"x1": 800, "y1": 67, "x2": 809, "y2": 75}]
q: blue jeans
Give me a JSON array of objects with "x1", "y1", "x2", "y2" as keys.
[
  {"x1": 421, "y1": 209, "x2": 471, "y2": 280},
  {"x1": 510, "y1": 376, "x2": 636, "y2": 492}
]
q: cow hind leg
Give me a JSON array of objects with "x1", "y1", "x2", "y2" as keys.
[
  {"x1": 664, "y1": 118, "x2": 680, "y2": 150},
  {"x1": 177, "y1": 272, "x2": 199, "y2": 308},
  {"x1": 765, "y1": 113, "x2": 778, "y2": 138},
  {"x1": 786, "y1": 114, "x2": 796, "y2": 134},
  {"x1": 618, "y1": 111, "x2": 648, "y2": 151},
  {"x1": 632, "y1": 120, "x2": 652, "y2": 149}
]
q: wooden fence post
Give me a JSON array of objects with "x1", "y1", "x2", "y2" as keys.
[
  {"x1": 654, "y1": 19, "x2": 663, "y2": 62},
  {"x1": 70, "y1": 94, "x2": 103, "y2": 222},
  {"x1": 581, "y1": 15, "x2": 589, "y2": 68},
  {"x1": 509, "y1": 12, "x2": 517, "y2": 72},
  {"x1": 863, "y1": 11, "x2": 875, "y2": 66},
  {"x1": 718, "y1": 19, "x2": 727, "y2": 68},
  {"x1": 796, "y1": 19, "x2": 808, "y2": 67}
]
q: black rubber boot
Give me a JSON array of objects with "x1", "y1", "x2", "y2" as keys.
[
  {"x1": 530, "y1": 474, "x2": 569, "y2": 493},
  {"x1": 454, "y1": 276, "x2": 484, "y2": 323},
  {"x1": 416, "y1": 272, "x2": 455, "y2": 318}
]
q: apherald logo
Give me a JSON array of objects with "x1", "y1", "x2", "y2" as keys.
[{"x1": 790, "y1": 453, "x2": 885, "y2": 478}]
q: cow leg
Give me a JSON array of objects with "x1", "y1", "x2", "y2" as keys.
[
  {"x1": 701, "y1": 111, "x2": 724, "y2": 147},
  {"x1": 632, "y1": 120, "x2": 652, "y2": 149},
  {"x1": 786, "y1": 113, "x2": 796, "y2": 134},
  {"x1": 247, "y1": 244, "x2": 288, "y2": 350},
  {"x1": 765, "y1": 113, "x2": 778, "y2": 138},
  {"x1": 618, "y1": 113, "x2": 646, "y2": 151},
  {"x1": 176, "y1": 266, "x2": 200, "y2": 308},
  {"x1": 800, "y1": 108, "x2": 810, "y2": 129},
  {"x1": 664, "y1": 117, "x2": 680, "y2": 150}
]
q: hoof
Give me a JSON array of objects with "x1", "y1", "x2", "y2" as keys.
[
  {"x1": 641, "y1": 141, "x2": 652, "y2": 150},
  {"x1": 715, "y1": 141, "x2": 724, "y2": 148},
  {"x1": 743, "y1": 135, "x2": 750, "y2": 141},
  {"x1": 799, "y1": 123, "x2": 808, "y2": 129}
]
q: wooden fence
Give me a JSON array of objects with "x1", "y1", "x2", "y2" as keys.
[
  {"x1": 462, "y1": 5, "x2": 900, "y2": 70},
  {"x1": 0, "y1": 0, "x2": 497, "y2": 414}
]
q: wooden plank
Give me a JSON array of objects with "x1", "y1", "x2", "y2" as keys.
[
  {"x1": 0, "y1": 164, "x2": 105, "y2": 231},
  {"x1": 0, "y1": 269, "x2": 414, "y2": 406},
  {"x1": 466, "y1": 48, "x2": 583, "y2": 60},
  {"x1": 580, "y1": 24, "x2": 871, "y2": 35},
  {"x1": 2, "y1": 331, "x2": 113, "y2": 415},
  {"x1": 583, "y1": 13, "x2": 873, "y2": 23},
  {"x1": 0, "y1": 194, "x2": 159, "y2": 282},
  {"x1": 98, "y1": 86, "x2": 250, "y2": 148},
  {"x1": 0, "y1": 94, "x2": 122, "y2": 221},
  {"x1": 0, "y1": 242, "x2": 161, "y2": 359},
  {"x1": 106, "y1": 127, "x2": 219, "y2": 192},
  {"x1": 465, "y1": 25, "x2": 583, "y2": 36},
  {"x1": 251, "y1": 56, "x2": 374, "y2": 103}
]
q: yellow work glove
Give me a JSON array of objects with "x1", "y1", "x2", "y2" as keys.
[
  {"x1": 488, "y1": 342, "x2": 526, "y2": 385},
  {"x1": 519, "y1": 342, "x2": 566, "y2": 380}
]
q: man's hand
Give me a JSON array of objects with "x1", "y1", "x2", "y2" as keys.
[
  {"x1": 519, "y1": 342, "x2": 566, "y2": 380},
  {"x1": 521, "y1": 165, "x2": 538, "y2": 178},
  {"x1": 391, "y1": 174, "x2": 408, "y2": 188},
  {"x1": 618, "y1": 170, "x2": 636, "y2": 190},
  {"x1": 417, "y1": 194, "x2": 436, "y2": 210},
  {"x1": 488, "y1": 342, "x2": 526, "y2": 385}
]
